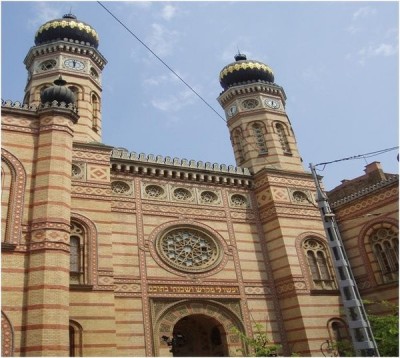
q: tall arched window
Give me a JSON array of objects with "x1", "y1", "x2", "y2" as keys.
[
  {"x1": 275, "y1": 122, "x2": 291, "y2": 154},
  {"x1": 370, "y1": 227, "x2": 398, "y2": 282},
  {"x1": 70, "y1": 222, "x2": 85, "y2": 285},
  {"x1": 232, "y1": 129, "x2": 245, "y2": 164},
  {"x1": 328, "y1": 319, "x2": 350, "y2": 356},
  {"x1": 252, "y1": 122, "x2": 268, "y2": 154},
  {"x1": 69, "y1": 320, "x2": 83, "y2": 357},
  {"x1": 91, "y1": 93, "x2": 100, "y2": 130},
  {"x1": 302, "y1": 238, "x2": 336, "y2": 290}
]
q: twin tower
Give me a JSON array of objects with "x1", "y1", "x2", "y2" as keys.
[{"x1": 25, "y1": 13, "x2": 304, "y2": 175}]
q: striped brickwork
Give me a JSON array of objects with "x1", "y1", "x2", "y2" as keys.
[
  {"x1": 254, "y1": 169, "x2": 344, "y2": 355},
  {"x1": 332, "y1": 179, "x2": 399, "y2": 309}
]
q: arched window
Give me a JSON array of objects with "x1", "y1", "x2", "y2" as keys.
[
  {"x1": 275, "y1": 122, "x2": 291, "y2": 154},
  {"x1": 70, "y1": 222, "x2": 86, "y2": 285},
  {"x1": 232, "y1": 129, "x2": 245, "y2": 164},
  {"x1": 252, "y1": 122, "x2": 268, "y2": 154},
  {"x1": 69, "y1": 320, "x2": 83, "y2": 357},
  {"x1": 370, "y1": 227, "x2": 398, "y2": 282},
  {"x1": 328, "y1": 319, "x2": 350, "y2": 356},
  {"x1": 91, "y1": 93, "x2": 100, "y2": 130},
  {"x1": 302, "y1": 238, "x2": 335, "y2": 290}
]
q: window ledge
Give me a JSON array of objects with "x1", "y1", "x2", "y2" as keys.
[{"x1": 70, "y1": 284, "x2": 93, "y2": 291}]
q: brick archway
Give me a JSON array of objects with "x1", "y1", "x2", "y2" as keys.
[{"x1": 153, "y1": 300, "x2": 246, "y2": 356}]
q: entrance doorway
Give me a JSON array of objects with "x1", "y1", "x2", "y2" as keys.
[{"x1": 172, "y1": 314, "x2": 229, "y2": 357}]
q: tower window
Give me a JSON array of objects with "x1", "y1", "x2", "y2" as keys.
[
  {"x1": 232, "y1": 129, "x2": 245, "y2": 164},
  {"x1": 252, "y1": 122, "x2": 268, "y2": 154},
  {"x1": 70, "y1": 222, "x2": 85, "y2": 285},
  {"x1": 90, "y1": 67, "x2": 99, "y2": 80},
  {"x1": 275, "y1": 122, "x2": 291, "y2": 154}
]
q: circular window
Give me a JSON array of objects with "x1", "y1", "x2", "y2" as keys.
[
  {"x1": 111, "y1": 181, "x2": 130, "y2": 194},
  {"x1": 40, "y1": 59, "x2": 57, "y2": 71},
  {"x1": 71, "y1": 164, "x2": 81, "y2": 178},
  {"x1": 157, "y1": 228, "x2": 221, "y2": 273},
  {"x1": 242, "y1": 98, "x2": 259, "y2": 109},
  {"x1": 90, "y1": 67, "x2": 99, "y2": 79},
  {"x1": 173, "y1": 188, "x2": 191, "y2": 201},
  {"x1": 145, "y1": 185, "x2": 164, "y2": 198},
  {"x1": 231, "y1": 194, "x2": 247, "y2": 207},
  {"x1": 292, "y1": 191, "x2": 308, "y2": 203},
  {"x1": 200, "y1": 191, "x2": 218, "y2": 204}
]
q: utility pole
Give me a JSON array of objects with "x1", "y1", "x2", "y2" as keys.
[{"x1": 309, "y1": 163, "x2": 379, "y2": 357}]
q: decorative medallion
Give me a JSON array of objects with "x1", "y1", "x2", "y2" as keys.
[
  {"x1": 173, "y1": 188, "x2": 192, "y2": 201},
  {"x1": 39, "y1": 59, "x2": 57, "y2": 71},
  {"x1": 230, "y1": 194, "x2": 248, "y2": 208},
  {"x1": 242, "y1": 98, "x2": 259, "y2": 110},
  {"x1": 71, "y1": 162, "x2": 85, "y2": 180},
  {"x1": 291, "y1": 190, "x2": 309, "y2": 204},
  {"x1": 156, "y1": 228, "x2": 222, "y2": 273},
  {"x1": 199, "y1": 190, "x2": 219, "y2": 205},
  {"x1": 144, "y1": 184, "x2": 165, "y2": 199},
  {"x1": 111, "y1": 180, "x2": 132, "y2": 195}
]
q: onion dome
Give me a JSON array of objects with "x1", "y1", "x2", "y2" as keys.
[
  {"x1": 35, "y1": 13, "x2": 99, "y2": 48},
  {"x1": 219, "y1": 53, "x2": 274, "y2": 90},
  {"x1": 41, "y1": 76, "x2": 76, "y2": 105}
]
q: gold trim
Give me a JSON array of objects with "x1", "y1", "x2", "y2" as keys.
[
  {"x1": 219, "y1": 61, "x2": 273, "y2": 80},
  {"x1": 35, "y1": 19, "x2": 99, "y2": 42}
]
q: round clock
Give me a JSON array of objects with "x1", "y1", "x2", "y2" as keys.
[
  {"x1": 265, "y1": 98, "x2": 280, "y2": 109},
  {"x1": 64, "y1": 59, "x2": 85, "y2": 71},
  {"x1": 227, "y1": 105, "x2": 237, "y2": 117}
]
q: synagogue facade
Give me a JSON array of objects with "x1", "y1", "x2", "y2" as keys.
[{"x1": 1, "y1": 13, "x2": 398, "y2": 357}]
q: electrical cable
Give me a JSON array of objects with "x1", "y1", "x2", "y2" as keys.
[
  {"x1": 97, "y1": 1, "x2": 227, "y2": 123},
  {"x1": 315, "y1": 146, "x2": 399, "y2": 171}
]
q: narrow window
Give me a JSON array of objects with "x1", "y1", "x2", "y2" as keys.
[
  {"x1": 275, "y1": 122, "x2": 291, "y2": 154},
  {"x1": 252, "y1": 122, "x2": 268, "y2": 154},
  {"x1": 91, "y1": 94, "x2": 100, "y2": 130},
  {"x1": 233, "y1": 129, "x2": 245, "y2": 163}
]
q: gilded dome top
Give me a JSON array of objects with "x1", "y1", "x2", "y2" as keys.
[
  {"x1": 219, "y1": 53, "x2": 274, "y2": 90},
  {"x1": 35, "y1": 13, "x2": 99, "y2": 48}
]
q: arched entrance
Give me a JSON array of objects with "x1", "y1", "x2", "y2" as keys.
[
  {"x1": 154, "y1": 299, "x2": 245, "y2": 356},
  {"x1": 172, "y1": 314, "x2": 228, "y2": 357}
]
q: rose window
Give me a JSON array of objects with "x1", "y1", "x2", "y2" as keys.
[
  {"x1": 40, "y1": 59, "x2": 57, "y2": 71},
  {"x1": 173, "y1": 188, "x2": 191, "y2": 201},
  {"x1": 231, "y1": 194, "x2": 247, "y2": 207},
  {"x1": 200, "y1": 191, "x2": 218, "y2": 204},
  {"x1": 111, "y1": 181, "x2": 130, "y2": 194},
  {"x1": 242, "y1": 98, "x2": 259, "y2": 109},
  {"x1": 145, "y1": 185, "x2": 164, "y2": 198},
  {"x1": 157, "y1": 228, "x2": 221, "y2": 272},
  {"x1": 292, "y1": 191, "x2": 308, "y2": 203}
]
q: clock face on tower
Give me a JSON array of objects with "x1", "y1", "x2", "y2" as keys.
[
  {"x1": 265, "y1": 98, "x2": 280, "y2": 109},
  {"x1": 227, "y1": 105, "x2": 237, "y2": 117},
  {"x1": 64, "y1": 59, "x2": 85, "y2": 71}
]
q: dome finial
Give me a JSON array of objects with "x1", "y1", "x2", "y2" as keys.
[
  {"x1": 54, "y1": 75, "x2": 67, "y2": 86},
  {"x1": 234, "y1": 52, "x2": 247, "y2": 61}
]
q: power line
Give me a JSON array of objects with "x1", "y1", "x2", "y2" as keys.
[
  {"x1": 315, "y1": 146, "x2": 399, "y2": 170},
  {"x1": 97, "y1": 1, "x2": 227, "y2": 123}
]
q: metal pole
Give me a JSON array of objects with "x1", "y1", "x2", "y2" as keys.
[{"x1": 309, "y1": 163, "x2": 379, "y2": 357}]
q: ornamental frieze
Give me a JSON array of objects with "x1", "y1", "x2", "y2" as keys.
[
  {"x1": 259, "y1": 205, "x2": 320, "y2": 221},
  {"x1": 254, "y1": 175, "x2": 315, "y2": 190},
  {"x1": 72, "y1": 185, "x2": 111, "y2": 196},
  {"x1": 334, "y1": 187, "x2": 398, "y2": 220},
  {"x1": 141, "y1": 203, "x2": 226, "y2": 218}
]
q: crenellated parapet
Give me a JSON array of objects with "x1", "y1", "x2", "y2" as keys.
[
  {"x1": 111, "y1": 147, "x2": 252, "y2": 187},
  {"x1": 1, "y1": 99, "x2": 38, "y2": 112}
]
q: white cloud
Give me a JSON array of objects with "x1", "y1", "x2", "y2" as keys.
[
  {"x1": 151, "y1": 89, "x2": 196, "y2": 113},
  {"x1": 28, "y1": 2, "x2": 60, "y2": 29},
  {"x1": 353, "y1": 6, "x2": 377, "y2": 20},
  {"x1": 161, "y1": 4, "x2": 177, "y2": 21},
  {"x1": 358, "y1": 43, "x2": 398, "y2": 58},
  {"x1": 146, "y1": 23, "x2": 180, "y2": 57}
]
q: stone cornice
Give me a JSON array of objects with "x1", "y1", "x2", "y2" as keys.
[
  {"x1": 330, "y1": 175, "x2": 399, "y2": 209},
  {"x1": 217, "y1": 81, "x2": 287, "y2": 107},
  {"x1": 24, "y1": 40, "x2": 107, "y2": 69},
  {"x1": 110, "y1": 148, "x2": 253, "y2": 188}
]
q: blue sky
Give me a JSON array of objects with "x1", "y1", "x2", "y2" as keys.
[{"x1": 1, "y1": 1, "x2": 398, "y2": 190}]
